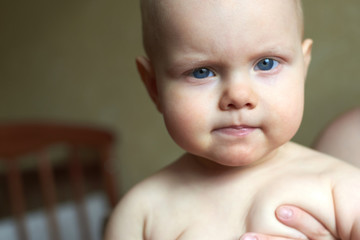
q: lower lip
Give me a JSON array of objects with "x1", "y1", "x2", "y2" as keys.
[{"x1": 214, "y1": 127, "x2": 256, "y2": 137}]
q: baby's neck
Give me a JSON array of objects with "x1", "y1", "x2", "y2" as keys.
[
  {"x1": 168, "y1": 144, "x2": 293, "y2": 191},
  {"x1": 188, "y1": 144, "x2": 290, "y2": 174}
]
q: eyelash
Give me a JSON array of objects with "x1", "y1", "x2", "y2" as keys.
[
  {"x1": 187, "y1": 57, "x2": 281, "y2": 80},
  {"x1": 191, "y1": 67, "x2": 216, "y2": 79},
  {"x1": 254, "y1": 58, "x2": 280, "y2": 72}
]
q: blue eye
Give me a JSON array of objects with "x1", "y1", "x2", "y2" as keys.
[
  {"x1": 192, "y1": 68, "x2": 215, "y2": 79},
  {"x1": 254, "y1": 58, "x2": 279, "y2": 71}
]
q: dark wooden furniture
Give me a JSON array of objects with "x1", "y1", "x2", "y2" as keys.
[{"x1": 0, "y1": 122, "x2": 118, "y2": 240}]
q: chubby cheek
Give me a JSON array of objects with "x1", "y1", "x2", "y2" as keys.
[
  {"x1": 160, "y1": 86, "x2": 212, "y2": 151},
  {"x1": 269, "y1": 88, "x2": 304, "y2": 141}
]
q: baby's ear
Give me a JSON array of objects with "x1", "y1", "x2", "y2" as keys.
[
  {"x1": 136, "y1": 56, "x2": 162, "y2": 112},
  {"x1": 302, "y1": 39, "x2": 313, "y2": 74}
]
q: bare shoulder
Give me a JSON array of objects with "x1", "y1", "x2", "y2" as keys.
[
  {"x1": 289, "y1": 142, "x2": 357, "y2": 168},
  {"x1": 287, "y1": 142, "x2": 360, "y2": 186},
  {"x1": 104, "y1": 161, "x2": 183, "y2": 240},
  {"x1": 104, "y1": 185, "x2": 147, "y2": 239},
  {"x1": 285, "y1": 142, "x2": 347, "y2": 170}
]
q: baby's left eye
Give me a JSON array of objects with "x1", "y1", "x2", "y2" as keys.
[{"x1": 254, "y1": 58, "x2": 279, "y2": 71}]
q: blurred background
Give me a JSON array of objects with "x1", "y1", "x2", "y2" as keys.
[{"x1": 0, "y1": 0, "x2": 359, "y2": 239}]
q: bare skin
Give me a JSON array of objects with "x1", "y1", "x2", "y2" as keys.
[
  {"x1": 106, "y1": 143, "x2": 360, "y2": 240},
  {"x1": 241, "y1": 205, "x2": 337, "y2": 240},
  {"x1": 256, "y1": 107, "x2": 360, "y2": 240},
  {"x1": 105, "y1": 0, "x2": 360, "y2": 239}
]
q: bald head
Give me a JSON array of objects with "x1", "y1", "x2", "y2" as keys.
[{"x1": 140, "y1": 0, "x2": 304, "y2": 60}]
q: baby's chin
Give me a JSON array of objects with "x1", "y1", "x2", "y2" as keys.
[
  {"x1": 207, "y1": 146, "x2": 284, "y2": 169},
  {"x1": 190, "y1": 152, "x2": 270, "y2": 170}
]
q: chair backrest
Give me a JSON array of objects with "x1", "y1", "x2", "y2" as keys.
[{"x1": 0, "y1": 122, "x2": 118, "y2": 240}]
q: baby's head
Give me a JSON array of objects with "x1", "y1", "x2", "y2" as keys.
[{"x1": 137, "y1": 0, "x2": 313, "y2": 167}]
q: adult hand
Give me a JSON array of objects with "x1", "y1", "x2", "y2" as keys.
[{"x1": 239, "y1": 205, "x2": 337, "y2": 240}]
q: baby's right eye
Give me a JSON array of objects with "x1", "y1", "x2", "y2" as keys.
[{"x1": 191, "y1": 68, "x2": 215, "y2": 79}]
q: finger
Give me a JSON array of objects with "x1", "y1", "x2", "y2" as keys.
[
  {"x1": 239, "y1": 232, "x2": 305, "y2": 240},
  {"x1": 276, "y1": 205, "x2": 337, "y2": 240}
]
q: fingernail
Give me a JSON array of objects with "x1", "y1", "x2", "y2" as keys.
[
  {"x1": 240, "y1": 234, "x2": 258, "y2": 240},
  {"x1": 278, "y1": 206, "x2": 293, "y2": 219}
]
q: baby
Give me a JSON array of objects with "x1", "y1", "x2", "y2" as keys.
[{"x1": 105, "y1": 0, "x2": 360, "y2": 239}]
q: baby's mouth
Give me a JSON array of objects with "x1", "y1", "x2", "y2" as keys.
[{"x1": 213, "y1": 125, "x2": 257, "y2": 137}]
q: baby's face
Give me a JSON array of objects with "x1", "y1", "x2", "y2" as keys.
[{"x1": 142, "y1": 0, "x2": 312, "y2": 167}]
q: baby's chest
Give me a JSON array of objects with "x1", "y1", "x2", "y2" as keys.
[
  {"x1": 148, "y1": 207, "x2": 244, "y2": 240},
  {"x1": 147, "y1": 176, "x2": 336, "y2": 240},
  {"x1": 242, "y1": 176, "x2": 337, "y2": 236}
]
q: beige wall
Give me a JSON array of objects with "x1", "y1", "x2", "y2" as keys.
[{"x1": 1, "y1": 1, "x2": 359, "y2": 196}]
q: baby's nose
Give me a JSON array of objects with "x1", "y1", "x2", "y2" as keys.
[{"x1": 219, "y1": 78, "x2": 258, "y2": 111}]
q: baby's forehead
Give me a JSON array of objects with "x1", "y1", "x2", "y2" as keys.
[
  {"x1": 140, "y1": 0, "x2": 303, "y2": 57},
  {"x1": 142, "y1": 0, "x2": 302, "y2": 33}
]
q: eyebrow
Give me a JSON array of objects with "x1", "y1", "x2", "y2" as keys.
[
  {"x1": 165, "y1": 58, "x2": 219, "y2": 76},
  {"x1": 249, "y1": 44, "x2": 298, "y2": 62},
  {"x1": 256, "y1": 44, "x2": 297, "y2": 56}
]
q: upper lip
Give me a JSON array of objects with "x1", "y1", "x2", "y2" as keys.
[{"x1": 213, "y1": 124, "x2": 257, "y2": 131}]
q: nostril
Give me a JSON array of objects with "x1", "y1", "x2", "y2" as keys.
[
  {"x1": 224, "y1": 102, "x2": 253, "y2": 110},
  {"x1": 220, "y1": 88, "x2": 258, "y2": 110},
  {"x1": 245, "y1": 103, "x2": 253, "y2": 108},
  {"x1": 227, "y1": 103, "x2": 236, "y2": 109}
]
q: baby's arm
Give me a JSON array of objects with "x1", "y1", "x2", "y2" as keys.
[
  {"x1": 104, "y1": 187, "x2": 147, "y2": 240},
  {"x1": 332, "y1": 165, "x2": 360, "y2": 240},
  {"x1": 350, "y1": 220, "x2": 360, "y2": 240}
]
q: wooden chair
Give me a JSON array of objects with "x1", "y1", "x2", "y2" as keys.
[{"x1": 0, "y1": 122, "x2": 119, "y2": 240}]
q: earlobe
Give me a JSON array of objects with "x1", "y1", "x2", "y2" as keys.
[
  {"x1": 302, "y1": 38, "x2": 313, "y2": 74},
  {"x1": 135, "y1": 56, "x2": 162, "y2": 112}
]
